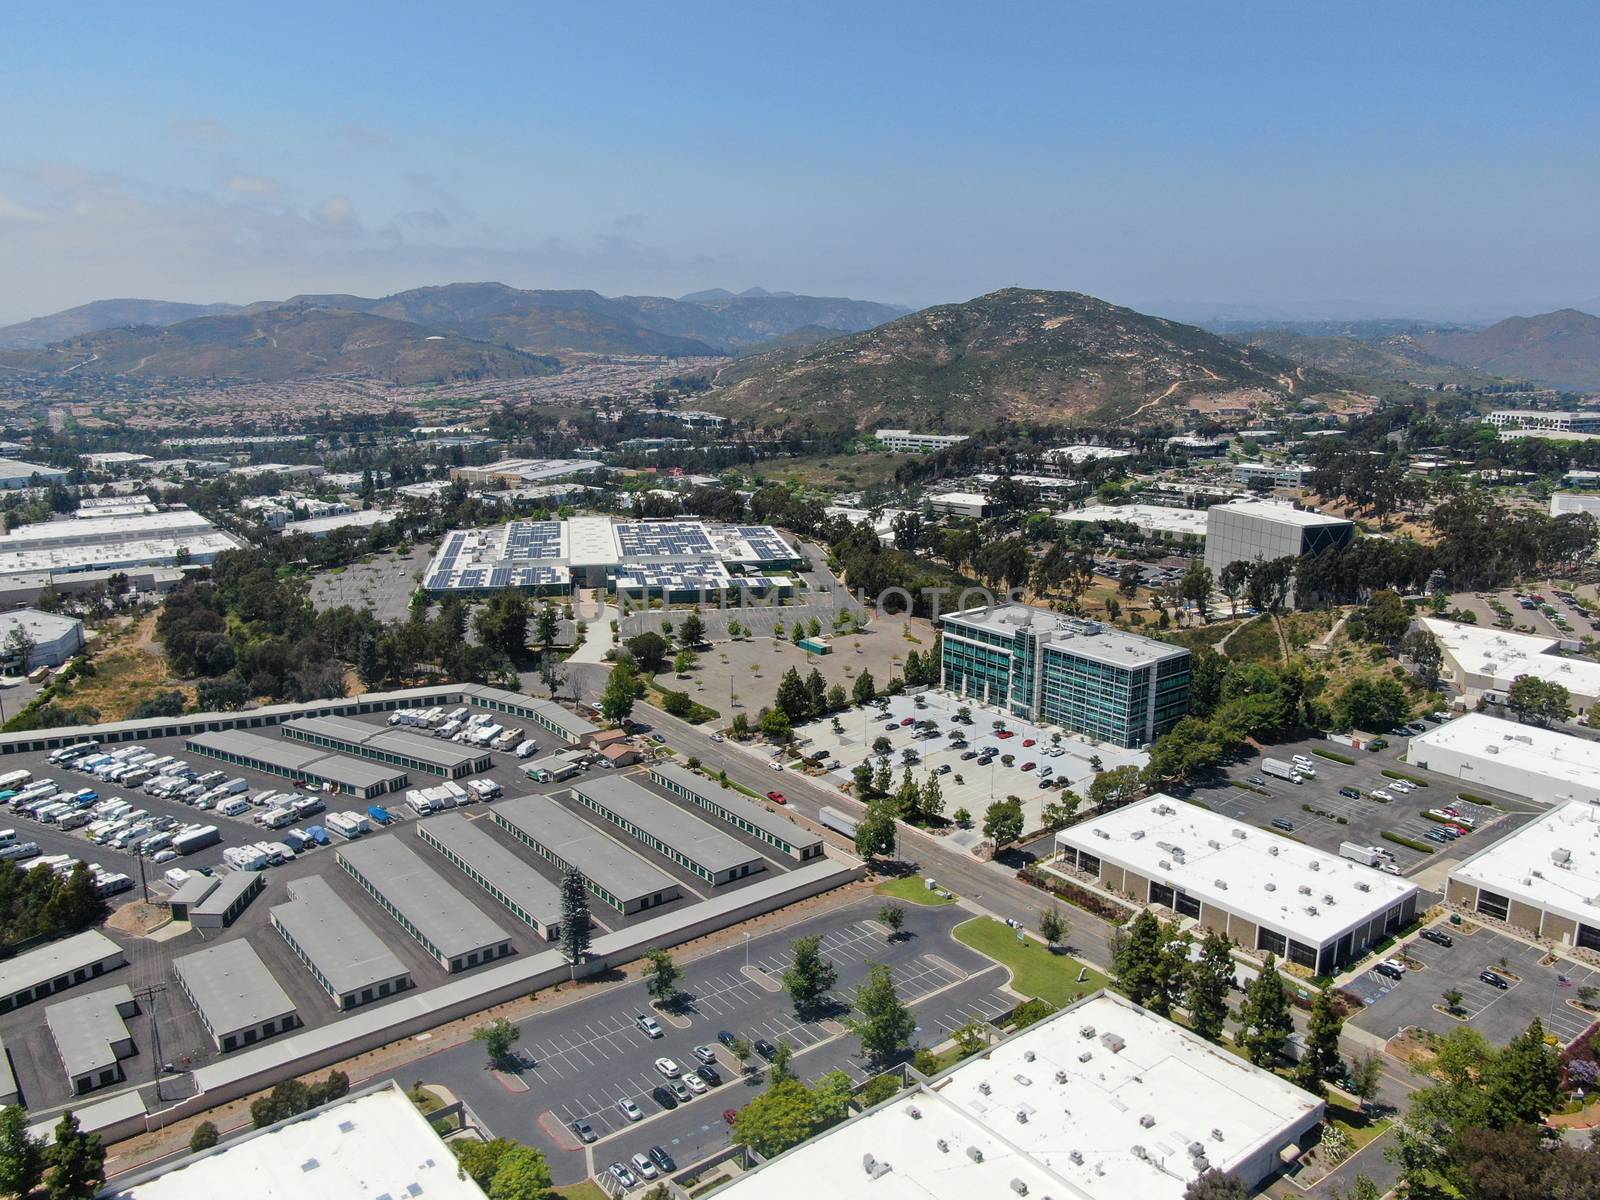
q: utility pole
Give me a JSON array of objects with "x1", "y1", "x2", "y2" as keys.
[
  {"x1": 136, "y1": 983, "x2": 168, "y2": 1102},
  {"x1": 135, "y1": 849, "x2": 149, "y2": 904}
]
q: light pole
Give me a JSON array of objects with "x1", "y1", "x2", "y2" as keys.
[{"x1": 744, "y1": 933, "x2": 751, "y2": 970}]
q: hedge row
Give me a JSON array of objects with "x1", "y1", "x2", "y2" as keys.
[
  {"x1": 1017, "y1": 865, "x2": 1133, "y2": 926},
  {"x1": 1382, "y1": 830, "x2": 1435, "y2": 854},
  {"x1": 1381, "y1": 768, "x2": 1428, "y2": 786},
  {"x1": 1313, "y1": 748, "x2": 1356, "y2": 765}
]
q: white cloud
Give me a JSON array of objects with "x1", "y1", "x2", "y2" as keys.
[
  {"x1": 313, "y1": 195, "x2": 357, "y2": 226},
  {"x1": 225, "y1": 175, "x2": 279, "y2": 198}
]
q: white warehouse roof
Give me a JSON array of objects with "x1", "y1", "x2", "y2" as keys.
[
  {"x1": 1058, "y1": 796, "x2": 1417, "y2": 946},
  {"x1": 1062, "y1": 504, "x2": 1210, "y2": 538},
  {"x1": 1420, "y1": 617, "x2": 1600, "y2": 701},
  {"x1": 1407, "y1": 712, "x2": 1600, "y2": 803},
  {"x1": 715, "y1": 991, "x2": 1322, "y2": 1200},
  {"x1": 1450, "y1": 800, "x2": 1600, "y2": 932}
]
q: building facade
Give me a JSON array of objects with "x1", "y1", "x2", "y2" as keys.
[
  {"x1": 1203, "y1": 500, "x2": 1355, "y2": 606},
  {"x1": 873, "y1": 429, "x2": 970, "y2": 453},
  {"x1": 939, "y1": 604, "x2": 1190, "y2": 748}
]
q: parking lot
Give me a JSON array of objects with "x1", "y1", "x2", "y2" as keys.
[
  {"x1": 422, "y1": 896, "x2": 1016, "y2": 1186},
  {"x1": 0, "y1": 703, "x2": 826, "y2": 1116},
  {"x1": 1183, "y1": 733, "x2": 1535, "y2": 877},
  {"x1": 1447, "y1": 585, "x2": 1600, "y2": 643},
  {"x1": 794, "y1": 690, "x2": 1147, "y2": 843},
  {"x1": 1348, "y1": 923, "x2": 1600, "y2": 1047}
]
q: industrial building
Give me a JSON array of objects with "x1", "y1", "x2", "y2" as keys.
[
  {"x1": 270, "y1": 876, "x2": 413, "y2": 1010},
  {"x1": 0, "y1": 608, "x2": 84, "y2": 669},
  {"x1": 185, "y1": 729, "x2": 409, "y2": 797},
  {"x1": 1447, "y1": 801, "x2": 1600, "y2": 949},
  {"x1": 1232, "y1": 461, "x2": 1313, "y2": 488},
  {"x1": 167, "y1": 873, "x2": 218, "y2": 922},
  {"x1": 1202, "y1": 500, "x2": 1354, "y2": 606},
  {"x1": 939, "y1": 603, "x2": 1191, "y2": 748},
  {"x1": 492, "y1": 794, "x2": 683, "y2": 914},
  {"x1": 46, "y1": 984, "x2": 139, "y2": 1095},
  {"x1": 0, "y1": 459, "x2": 67, "y2": 489},
  {"x1": 0, "y1": 930, "x2": 125, "y2": 1013},
  {"x1": 281, "y1": 715, "x2": 490, "y2": 778},
  {"x1": 0, "y1": 509, "x2": 243, "y2": 581},
  {"x1": 188, "y1": 870, "x2": 265, "y2": 930},
  {"x1": 1046, "y1": 444, "x2": 1133, "y2": 464},
  {"x1": 1551, "y1": 492, "x2": 1600, "y2": 520},
  {"x1": 1408, "y1": 713, "x2": 1600, "y2": 804},
  {"x1": 172, "y1": 941, "x2": 300, "y2": 1053},
  {"x1": 873, "y1": 429, "x2": 970, "y2": 453},
  {"x1": 1060, "y1": 504, "x2": 1210, "y2": 544},
  {"x1": 1056, "y1": 796, "x2": 1419, "y2": 974},
  {"x1": 1418, "y1": 618, "x2": 1600, "y2": 714},
  {"x1": 649, "y1": 762, "x2": 826, "y2": 862},
  {"x1": 102, "y1": 1080, "x2": 490, "y2": 1200},
  {"x1": 571, "y1": 775, "x2": 768, "y2": 885},
  {"x1": 279, "y1": 508, "x2": 397, "y2": 538},
  {"x1": 1487, "y1": 410, "x2": 1600, "y2": 434},
  {"x1": 336, "y1": 836, "x2": 514, "y2": 973},
  {"x1": 716, "y1": 990, "x2": 1324, "y2": 1200},
  {"x1": 449, "y1": 456, "x2": 602, "y2": 487},
  {"x1": 422, "y1": 516, "x2": 801, "y2": 597},
  {"x1": 417, "y1": 814, "x2": 565, "y2": 939}
]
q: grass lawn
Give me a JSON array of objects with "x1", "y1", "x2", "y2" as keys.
[
  {"x1": 875, "y1": 876, "x2": 953, "y2": 905},
  {"x1": 953, "y1": 916, "x2": 1110, "y2": 1007},
  {"x1": 554, "y1": 1183, "x2": 610, "y2": 1200},
  {"x1": 1327, "y1": 1102, "x2": 1389, "y2": 1150}
]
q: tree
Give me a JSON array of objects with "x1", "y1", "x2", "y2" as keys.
[
  {"x1": 559, "y1": 866, "x2": 592, "y2": 971},
  {"x1": 1295, "y1": 988, "x2": 1344, "y2": 1095},
  {"x1": 1238, "y1": 955, "x2": 1293, "y2": 1067},
  {"x1": 878, "y1": 903, "x2": 906, "y2": 938},
  {"x1": 1442, "y1": 986, "x2": 1463, "y2": 1014},
  {"x1": 1360, "y1": 589, "x2": 1411, "y2": 647},
  {"x1": 0, "y1": 1104, "x2": 44, "y2": 1198},
  {"x1": 679, "y1": 611, "x2": 706, "y2": 648},
  {"x1": 535, "y1": 603, "x2": 561, "y2": 648},
  {"x1": 783, "y1": 934, "x2": 838, "y2": 1019},
  {"x1": 917, "y1": 773, "x2": 945, "y2": 823},
  {"x1": 1332, "y1": 675, "x2": 1410, "y2": 731},
  {"x1": 1113, "y1": 910, "x2": 1165, "y2": 1008},
  {"x1": 811, "y1": 1070, "x2": 855, "y2": 1123},
  {"x1": 599, "y1": 660, "x2": 641, "y2": 725},
  {"x1": 1483, "y1": 1017, "x2": 1562, "y2": 1127},
  {"x1": 775, "y1": 667, "x2": 812, "y2": 722},
  {"x1": 1401, "y1": 627, "x2": 1443, "y2": 689},
  {"x1": 854, "y1": 801, "x2": 898, "y2": 859},
  {"x1": 1186, "y1": 930, "x2": 1234, "y2": 1042},
  {"x1": 768, "y1": 1038, "x2": 794, "y2": 1082},
  {"x1": 1218, "y1": 560, "x2": 1250, "y2": 618},
  {"x1": 1507, "y1": 674, "x2": 1573, "y2": 726},
  {"x1": 188, "y1": 1121, "x2": 219, "y2": 1153},
  {"x1": 1183, "y1": 1169, "x2": 1249, "y2": 1200},
  {"x1": 1010, "y1": 998, "x2": 1057, "y2": 1029},
  {"x1": 732, "y1": 1078, "x2": 818, "y2": 1157},
  {"x1": 624, "y1": 632, "x2": 671, "y2": 674},
  {"x1": 850, "y1": 963, "x2": 916, "y2": 1065},
  {"x1": 1179, "y1": 562, "x2": 1215, "y2": 621},
  {"x1": 759, "y1": 706, "x2": 792, "y2": 741},
  {"x1": 453, "y1": 1138, "x2": 517, "y2": 1188},
  {"x1": 730, "y1": 1036, "x2": 754, "y2": 1075},
  {"x1": 952, "y1": 806, "x2": 971, "y2": 827},
  {"x1": 1345, "y1": 1051, "x2": 1383, "y2": 1113},
  {"x1": 1040, "y1": 790, "x2": 1080, "y2": 831},
  {"x1": 486, "y1": 1146, "x2": 552, "y2": 1200},
  {"x1": 473, "y1": 1017, "x2": 520, "y2": 1069},
  {"x1": 852, "y1": 670, "x2": 877, "y2": 705},
  {"x1": 982, "y1": 797, "x2": 1024, "y2": 846},
  {"x1": 1038, "y1": 907, "x2": 1068, "y2": 950},
  {"x1": 643, "y1": 948, "x2": 682, "y2": 1007},
  {"x1": 45, "y1": 1111, "x2": 104, "y2": 1200},
  {"x1": 673, "y1": 649, "x2": 698, "y2": 674},
  {"x1": 1088, "y1": 765, "x2": 1143, "y2": 811},
  {"x1": 953, "y1": 1021, "x2": 988, "y2": 1058}
]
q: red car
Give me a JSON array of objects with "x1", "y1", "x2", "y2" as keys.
[
  {"x1": 766, "y1": 791, "x2": 787, "y2": 805},
  {"x1": 901, "y1": 717, "x2": 915, "y2": 727},
  {"x1": 996, "y1": 730, "x2": 1015, "y2": 739},
  {"x1": 1022, "y1": 738, "x2": 1036, "y2": 747},
  {"x1": 1441, "y1": 806, "x2": 1461, "y2": 818},
  {"x1": 1445, "y1": 822, "x2": 1471, "y2": 836},
  {"x1": 1020, "y1": 762, "x2": 1036, "y2": 771},
  {"x1": 723, "y1": 1108, "x2": 739, "y2": 1126}
]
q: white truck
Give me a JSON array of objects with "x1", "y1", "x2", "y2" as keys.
[
  {"x1": 1261, "y1": 758, "x2": 1304, "y2": 784},
  {"x1": 1339, "y1": 842, "x2": 1385, "y2": 867},
  {"x1": 325, "y1": 811, "x2": 370, "y2": 839}
]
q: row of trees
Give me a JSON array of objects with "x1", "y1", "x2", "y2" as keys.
[
  {"x1": 0, "y1": 1107, "x2": 105, "y2": 1199},
  {"x1": 0, "y1": 862, "x2": 104, "y2": 952}
]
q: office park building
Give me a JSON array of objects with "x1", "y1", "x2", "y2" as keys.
[
  {"x1": 1057, "y1": 797, "x2": 1419, "y2": 974},
  {"x1": 1202, "y1": 500, "x2": 1355, "y2": 606},
  {"x1": 939, "y1": 604, "x2": 1191, "y2": 748}
]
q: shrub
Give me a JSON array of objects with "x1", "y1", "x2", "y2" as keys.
[
  {"x1": 1016, "y1": 865, "x2": 1132, "y2": 925},
  {"x1": 1381, "y1": 769, "x2": 1428, "y2": 786},
  {"x1": 1312, "y1": 748, "x2": 1356, "y2": 765},
  {"x1": 1381, "y1": 831, "x2": 1434, "y2": 854}
]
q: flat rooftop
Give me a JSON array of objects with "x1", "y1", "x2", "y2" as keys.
[
  {"x1": 493, "y1": 794, "x2": 680, "y2": 903},
  {"x1": 1409, "y1": 712, "x2": 1600, "y2": 796},
  {"x1": 46, "y1": 985, "x2": 134, "y2": 1080},
  {"x1": 282, "y1": 716, "x2": 480, "y2": 770},
  {"x1": 172, "y1": 941, "x2": 297, "y2": 1037},
  {"x1": 716, "y1": 991, "x2": 1321, "y2": 1200},
  {"x1": 0, "y1": 930, "x2": 123, "y2": 999},
  {"x1": 650, "y1": 762, "x2": 823, "y2": 852},
  {"x1": 1063, "y1": 504, "x2": 1210, "y2": 537},
  {"x1": 942, "y1": 604, "x2": 1187, "y2": 668},
  {"x1": 187, "y1": 730, "x2": 406, "y2": 789},
  {"x1": 105, "y1": 1082, "x2": 487, "y2": 1200},
  {"x1": 1420, "y1": 617, "x2": 1600, "y2": 697},
  {"x1": 1059, "y1": 795, "x2": 1417, "y2": 945},
  {"x1": 189, "y1": 871, "x2": 261, "y2": 920},
  {"x1": 336, "y1": 836, "x2": 510, "y2": 960},
  {"x1": 1208, "y1": 500, "x2": 1353, "y2": 528},
  {"x1": 418, "y1": 813, "x2": 563, "y2": 929},
  {"x1": 1451, "y1": 800, "x2": 1600, "y2": 929},
  {"x1": 573, "y1": 776, "x2": 767, "y2": 875},
  {"x1": 270, "y1": 876, "x2": 410, "y2": 998}
]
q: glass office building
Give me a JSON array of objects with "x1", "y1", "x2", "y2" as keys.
[{"x1": 940, "y1": 604, "x2": 1190, "y2": 748}]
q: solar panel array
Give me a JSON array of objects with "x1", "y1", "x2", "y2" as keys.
[
  {"x1": 734, "y1": 525, "x2": 795, "y2": 562},
  {"x1": 502, "y1": 520, "x2": 563, "y2": 559},
  {"x1": 615, "y1": 520, "x2": 714, "y2": 559}
]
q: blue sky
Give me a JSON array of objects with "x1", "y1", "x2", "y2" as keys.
[{"x1": 2, "y1": 1, "x2": 1596, "y2": 323}]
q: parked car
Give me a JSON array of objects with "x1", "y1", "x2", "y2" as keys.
[
  {"x1": 1338, "y1": 787, "x2": 1362, "y2": 799},
  {"x1": 571, "y1": 1118, "x2": 596, "y2": 1143},
  {"x1": 630, "y1": 1153, "x2": 659, "y2": 1180},
  {"x1": 654, "y1": 1057, "x2": 681, "y2": 1078},
  {"x1": 693, "y1": 1044, "x2": 718, "y2": 1065},
  {"x1": 1480, "y1": 970, "x2": 1510, "y2": 990},
  {"x1": 669, "y1": 1080, "x2": 692, "y2": 1102},
  {"x1": 697, "y1": 1064, "x2": 722, "y2": 1086},
  {"x1": 636, "y1": 1013, "x2": 663, "y2": 1038},
  {"x1": 607, "y1": 1163, "x2": 638, "y2": 1188},
  {"x1": 649, "y1": 1146, "x2": 676, "y2": 1172},
  {"x1": 651, "y1": 1085, "x2": 677, "y2": 1110},
  {"x1": 1373, "y1": 961, "x2": 1404, "y2": 981},
  {"x1": 617, "y1": 1097, "x2": 643, "y2": 1122},
  {"x1": 766, "y1": 791, "x2": 787, "y2": 805},
  {"x1": 1270, "y1": 818, "x2": 1294, "y2": 832},
  {"x1": 753, "y1": 1038, "x2": 777, "y2": 1060},
  {"x1": 1248, "y1": 776, "x2": 1267, "y2": 786},
  {"x1": 717, "y1": 1030, "x2": 738, "y2": 1048},
  {"x1": 1419, "y1": 928, "x2": 1454, "y2": 947},
  {"x1": 684, "y1": 1072, "x2": 708, "y2": 1095}
]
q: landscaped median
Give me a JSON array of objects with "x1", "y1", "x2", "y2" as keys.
[
  {"x1": 1382, "y1": 830, "x2": 1436, "y2": 854},
  {"x1": 874, "y1": 876, "x2": 954, "y2": 906},
  {"x1": 952, "y1": 916, "x2": 1110, "y2": 1008},
  {"x1": 1312, "y1": 747, "x2": 1356, "y2": 765}
]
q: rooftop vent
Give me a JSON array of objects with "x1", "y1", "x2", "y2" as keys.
[
  {"x1": 300, "y1": 1159, "x2": 320, "y2": 1173},
  {"x1": 968, "y1": 1146, "x2": 985, "y2": 1163},
  {"x1": 1079, "y1": 1051, "x2": 1093, "y2": 1063},
  {"x1": 338, "y1": 1121, "x2": 356, "y2": 1134},
  {"x1": 1024, "y1": 1050, "x2": 1036, "y2": 1062},
  {"x1": 1268, "y1": 845, "x2": 1280, "y2": 857},
  {"x1": 978, "y1": 1082, "x2": 991, "y2": 1095},
  {"x1": 1101, "y1": 1032, "x2": 1126, "y2": 1053},
  {"x1": 907, "y1": 1106, "x2": 922, "y2": 1120},
  {"x1": 1215, "y1": 879, "x2": 1228, "y2": 890},
  {"x1": 1140, "y1": 1114, "x2": 1156, "y2": 1128},
  {"x1": 1309, "y1": 860, "x2": 1321, "y2": 872},
  {"x1": 1231, "y1": 829, "x2": 1248, "y2": 840},
  {"x1": 1010, "y1": 1180, "x2": 1030, "y2": 1196},
  {"x1": 1079, "y1": 1025, "x2": 1096, "y2": 1039},
  {"x1": 1265, "y1": 882, "x2": 1277, "y2": 892},
  {"x1": 1055, "y1": 1070, "x2": 1068, "y2": 1084},
  {"x1": 936, "y1": 1139, "x2": 949, "y2": 1153}
]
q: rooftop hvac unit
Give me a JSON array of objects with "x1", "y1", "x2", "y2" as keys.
[
  {"x1": 1355, "y1": 881, "x2": 1370, "y2": 892},
  {"x1": 1298, "y1": 884, "x2": 1312, "y2": 895},
  {"x1": 1269, "y1": 845, "x2": 1280, "y2": 856},
  {"x1": 1553, "y1": 848, "x2": 1573, "y2": 866},
  {"x1": 1215, "y1": 879, "x2": 1228, "y2": 890},
  {"x1": 1159, "y1": 860, "x2": 1171, "y2": 871},
  {"x1": 978, "y1": 1082, "x2": 991, "y2": 1095},
  {"x1": 1079, "y1": 1051, "x2": 1093, "y2": 1063},
  {"x1": 907, "y1": 1106, "x2": 922, "y2": 1120},
  {"x1": 968, "y1": 1146, "x2": 985, "y2": 1163},
  {"x1": 1130, "y1": 830, "x2": 1144, "y2": 840},
  {"x1": 1265, "y1": 882, "x2": 1276, "y2": 891},
  {"x1": 1015, "y1": 1075, "x2": 1032, "y2": 1086},
  {"x1": 1157, "y1": 841, "x2": 1176, "y2": 854},
  {"x1": 936, "y1": 1139, "x2": 949, "y2": 1153},
  {"x1": 1024, "y1": 1050, "x2": 1036, "y2": 1062},
  {"x1": 1010, "y1": 1180, "x2": 1029, "y2": 1196},
  {"x1": 1016, "y1": 1109, "x2": 1029, "y2": 1124},
  {"x1": 1155, "y1": 804, "x2": 1174, "y2": 816},
  {"x1": 1533, "y1": 869, "x2": 1545, "y2": 879},
  {"x1": 1309, "y1": 860, "x2": 1321, "y2": 872},
  {"x1": 1192, "y1": 1154, "x2": 1210, "y2": 1173},
  {"x1": 1070, "y1": 1150, "x2": 1084, "y2": 1165},
  {"x1": 1132, "y1": 1145, "x2": 1148, "y2": 1161},
  {"x1": 1188, "y1": 1141, "x2": 1206, "y2": 1157},
  {"x1": 1323, "y1": 894, "x2": 1335, "y2": 905},
  {"x1": 1079, "y1": 1025, "x2": 1096, "y2": 1038},
  {"x1": 1101, "y1": 1032, "x2": 1126, "y2": 1053},
  {"x1": 1094, "y1": 829, "x2": 1111, "y2": 840},
  {"x1": 1306, "y1": 905, "x2": 1320, "y2": 916},
  {"x1": 1208, "y1": 839, "x2": 1222, "y2": 850},
  {"x1": 1055, "y1": 1070, "x2": 1068, "y2": 1084},
  {"x1": 1523, "y1": 877, "x2": 1534, "y2": 887},
  {"x1": 1212, "y1": 1128, "x2": 1225, "y2": 1141},
  {"x1": 1140, "y1": 1114, "x2": 1156, "y2": 1128},
  {"x1": 1231, "y1": 828, "x2": 1248, "y2": 839}
]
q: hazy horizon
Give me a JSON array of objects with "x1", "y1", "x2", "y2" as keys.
[{"x1": 3, "y1": 2, "x2": 1597, "y2": 326}]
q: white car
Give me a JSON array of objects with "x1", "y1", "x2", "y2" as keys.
[
  {"x1": 654, "y1": 1057, "x2": 681, "y2": 1078},
  {"x1": 630, "y1": 1153, "x2": 659, "y2": 1180},
  {"x1": 1380, "y1": 957, "x2": 1408, "y2": 975},
  {"x1": 1391, "y1": 780, "x2": 1416, "y2": 793},
  {"x1": 770, "y1": 761, "x2": 784, "y2": 772},
  {"x1": 1371, "y1": 790, "x2": 1392, "y2": 801},
  {"x1": 635, "y1": 1013, "x2": 663, "y2": 1038},
  {"x1": 684, "y1": 1071, "x2": 708, "y2": 1094},
  {"x1": 711, "y1": 733, "x2": 725, "y2": 743},
  {"x1": 617, "y1": 1097, "x2": 643, "y2": 1122}
]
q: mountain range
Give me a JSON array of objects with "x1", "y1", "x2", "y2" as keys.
[
  {"x1": 1412, "y1": 309, "x2": 1600, "y2": 392},
  {"x1": 0, "y1": 299, "x2": 243, "y2": 350},
  {"x1": 703, "y1": 288, "x2": 1339, "y2": 433}
]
